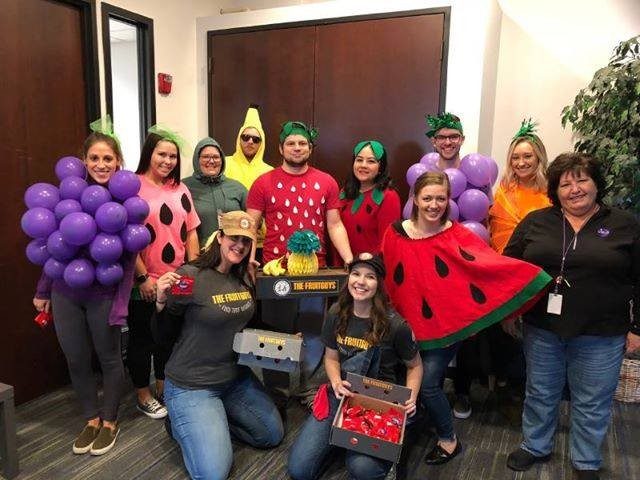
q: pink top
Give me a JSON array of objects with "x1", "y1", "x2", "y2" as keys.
[{"x1": 138, "y1": 175, "x2": 201, "y2": 278}]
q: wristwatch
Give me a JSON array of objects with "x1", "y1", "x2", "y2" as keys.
[{"x1": 136, "y1": 273, "x2": 149, "y2": 284}]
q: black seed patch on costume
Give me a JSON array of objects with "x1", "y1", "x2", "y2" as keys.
[
  {"x1": 356, "y1": 225, "x2": 362, "y2": 234},
  {"x1": 435, "y1": 255, "x2": 449, "y2": 278},
  {"x1": 422, "y1": 298, "x2": 433, "y2": 319},
  {"x1": 146, "y1": 223, "x2": 156, "y2": 244},
  {"x1": 161, "y1": 243, "x2": 176, "y2": 264},
  {"x1": 159, "y1": 204, "x2": 173, "y2": 225},
  {"x1": 393, "y1": 262, "x2": 404, "y2": 285},
  {"x1": 180, "y1": 221, "x2": 187, "y2": 242},
  {"x1": 181, "y1": 193, "x2": 192, "y2": 213},
  {"x1": 342, "y1": 204, "x2": 347, "y2": 212},
  {"x1": 366, "y1": 204, "x2": 373, "y2": 214},
  {"x1": 470, "y1": 283, "x2": 486, "y2": 304},
  {"x1": 459, "y1": 247, "x2": 475, "y2": 261}
]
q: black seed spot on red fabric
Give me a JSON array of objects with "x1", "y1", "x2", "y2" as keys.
[
  {"x1": 341, "y1": 204, "x2": 347, "y2": 212},
  {"x1": 470, "y1": 283, "x2": 486, "y2": 304},
  {"x1": 160, "y1": 204, "x2": 173, "y2": 225},
  {"x1": 459, "y1": 247, "x2": 475, "y2": 261},
  {"x1": 366, "y1": 204, "x2": 373, "y2": 214},
  {"x1": 422, "y1": 298, "x2": 433, "y2": 319},
  {"x1": 393, "y1": 262, "x2": 404, "y2": 285},
  {"x1": 356, "y1": 225, "x2": 362, "y2": 234},
  {"x1": 180, "y1": 221, "x2": 187, "y2": 242},
  {"x1": 161, "y1": 243, "x2": 175, "y2": 264},
  {"x1": 146, "y1": 223, "x2": 156, "y2": 244},
  {"x1": 435, "y1": 255, "x2": 449, "y2": 278},
  {"x1": 181, "y1": 193, "x2": 192, "y2": 213}
]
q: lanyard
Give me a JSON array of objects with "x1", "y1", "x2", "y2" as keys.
[{"x1": 556, "y1": 217, "x2": 576, "y2": 293}]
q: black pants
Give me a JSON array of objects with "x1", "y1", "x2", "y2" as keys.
[{"x1": 126, "y1": 299, "x2": 171, "y2": 389}]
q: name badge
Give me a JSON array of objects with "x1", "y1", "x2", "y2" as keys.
[{"x1": 547, "y1": 293, "x2": 562, "y2": 315}]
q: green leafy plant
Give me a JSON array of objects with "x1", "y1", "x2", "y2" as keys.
[{"x1": 561, "y1": 35, "x2": 640, "y2": 213}]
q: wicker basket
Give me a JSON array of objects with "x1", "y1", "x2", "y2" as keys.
[{"x1": 614, "y1": 357, "x2": 640, "y2": 403}]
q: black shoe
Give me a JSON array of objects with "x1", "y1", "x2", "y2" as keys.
[
  {"x1": 506, "y1": 448, "x2": 551, "y2": 471},
  {"x1": 574, "y1": 469, "x2": 599, "y2": 480},
  {"x1": 424, "y1": 440, "x2": 462, "y2": 465}
]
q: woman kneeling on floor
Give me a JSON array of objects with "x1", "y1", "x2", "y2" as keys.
[{"x1": 155, "y1": 211, "x2": 283, "y2": 480}]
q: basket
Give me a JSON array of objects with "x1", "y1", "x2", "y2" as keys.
[{"x1": 614, "y1": 357, "x2": 640, "y2": 403}]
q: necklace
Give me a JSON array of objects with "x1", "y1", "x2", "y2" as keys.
[{"x1": 405, "y1": 219, "x2": 449, "y2": 239}]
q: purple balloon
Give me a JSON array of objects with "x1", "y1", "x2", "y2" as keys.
[
  {"x1": 460, "y1": 153, "x2": 492, "y2": 187},
  {"x1": 59, "y1": 176, "x2": 88, "y2": 201},
  {"x1": 458, "y1": 189, "x2": 490, "y2": 222},
  {"x1": 448, "y1": 199, "x2": 460, "y2": 221},
  {"x1": 63, "y1": 259, "x2": 95, "y2": 288},
  {"x1": 461, "y1": 220, "x2": 490, "y2": 244},
  {"x1": 46, "y1": 230, "x2": 79, "y2": 261},
  {"x1": 419, "y1": 152, "x2": 441, "y2": 172},
  {"x1": 26, "y1": 238, "x2": 50, "y2": 266},
  {"x1": 123, "y1": 196, "x2": 150, "y2": 224},
  {"x1": 80, "y1": 185, "x2": 112, "y2": 215},
  {"x1": 59, "y1": 212, "x2": 97, "y2": 246},
  {"x1": 406, "y1": 163, "x2": 429, "y2": 188},
  {"x1": 44, "y1": 258, "x2": 67, "y2": 279},
  {"x1": 55, "y1": 156, "x2": 86, "y2": 181},
  {"x1": 95, "y1": 202, "x2": 128, "y2": 233},
  {"x1": 90, "y1": 233, "x2": 124, "y2": 264},
  {"x1": 120, "y1": 224, "x2": 151, "y2": 253},
  {"x1": 109, "y1": 170, "x2": 141, "y2": 201},
  {"x1": 485, "y1": 155, "x2": 499, "y2": 186},
  {"x1": 21, "y1": 207, "x2": 58, "y2": 239},
  {"x1": 24, "y1": 183, "x2": 60, "y2": 210},
  {"x1": 96, "y1": 263, "x2": 124, "y2": 286},
  {"x1": 54, "y1": 199, "x2": 83, "y2": 221},
  {"x1": 443, "y1": 168, "x2": 467, "y2": 199},
  {"x1": 402, "y1": 197, "x2": 413, "y2": 220}
]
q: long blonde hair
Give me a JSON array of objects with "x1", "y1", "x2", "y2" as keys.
[{"x1": 500, "y1": 136, "x2": 548, "y2": 192}]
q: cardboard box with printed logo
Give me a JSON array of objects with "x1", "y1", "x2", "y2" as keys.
[
  {"x1": 232, "y1": 328, "x2": 303, "y2": 372},
  {"x1": 329, "y1": 372, "x2": 411, "y2": 463}
]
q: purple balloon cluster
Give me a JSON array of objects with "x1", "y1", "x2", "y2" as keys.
[
  {"x1": 403, "y1": 152, "x2": 499, "y2": 244},
  {"x1": 22, "y1": 156, "x2": 151, "y2": 288}
]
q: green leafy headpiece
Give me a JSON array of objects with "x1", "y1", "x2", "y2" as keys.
[
  {"x1": 353, "y1": 140, "x2": 385, "y2": 160},
  {"x1": 425, "y1": 112, "x2": 463, "y2": 138},
  {"x1": 148, "y1": 124, "x2": 186, "y2": 153},
  {"x1": 279, "y1": 121, "x2": 318, "y2": 145},
  {"x1": 512, "y1": 118, "x2": 539, "y2": 140},
  {"x1": 89, "y1": 115, "x2": 121, "y2": 148}
]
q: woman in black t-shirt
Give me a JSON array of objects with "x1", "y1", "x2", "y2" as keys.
[{"x1": 288, "y1": 253, "x2": 422, "y2": 480}]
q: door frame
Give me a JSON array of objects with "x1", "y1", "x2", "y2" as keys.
[
  {"x1": 206, "y1": 7, "x2": 451, "y2": 135},
  {"x1": 101, "y1": 3, "x2": 156, "y2": 144}
]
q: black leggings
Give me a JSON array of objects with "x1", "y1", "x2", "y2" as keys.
[{"x1": 126, "y1": 300, "x2": 171, "y2": 389}]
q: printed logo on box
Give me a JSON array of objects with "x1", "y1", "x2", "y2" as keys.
[{"x1": 273, "y1": 280, "x2": 292, "y2": 297}]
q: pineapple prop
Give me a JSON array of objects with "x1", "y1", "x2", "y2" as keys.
[{"x1": 286, "y1": 230, "x2": 321, "y2": 275}]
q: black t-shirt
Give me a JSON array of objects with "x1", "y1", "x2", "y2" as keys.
[{"x1": 321, "y1": 303, "x2": 418, "y2": 384}]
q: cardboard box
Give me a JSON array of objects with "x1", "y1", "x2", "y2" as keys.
[
  {"x1": 329, "y1": 373, "x2": 411, "y2": 463},
  {"x1": 232, "y1": 328, "x2": 303, "y2": 373}
]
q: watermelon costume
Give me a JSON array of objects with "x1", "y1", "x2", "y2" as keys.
[{"x1": 382, "y1": 221, "x2": 551, "y2": 350}]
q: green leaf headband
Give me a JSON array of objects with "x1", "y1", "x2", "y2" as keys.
[
  {"x1": 512, "y1": 118, "x2": 539, "y2": 140},
  {"x1": 425, "y1": 113, "x2": 464, "y2": 138},
  {"x1": 148, "y1": 124, "x2": 186, "y2": 153},
  {"x1": 279, "y1": 121, "x2": 318, "y2": 144},
  {"x1": 89, "y1": 115, "x2": 121, "y2": 148},
  {"x1": 353, "y1": 140, "x2": 385, "y2": 160}
]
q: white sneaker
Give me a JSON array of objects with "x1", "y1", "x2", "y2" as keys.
[{"x1": 137, "y1": 397, "x2": 168, "y2": 419}]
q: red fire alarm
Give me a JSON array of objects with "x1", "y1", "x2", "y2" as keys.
[{"x1": 158, "y1": 73, "x2": 172, "y2": 95}]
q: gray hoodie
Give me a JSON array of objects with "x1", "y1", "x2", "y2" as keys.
[{"x1": 183, "y1": 138, "x2": 247, "y2": 246}]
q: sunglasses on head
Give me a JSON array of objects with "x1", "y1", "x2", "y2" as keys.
[{"x1": 240, "y1": 134, "x2": 262, "y2": 144}]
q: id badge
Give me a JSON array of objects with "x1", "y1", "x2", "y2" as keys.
[{"x1": 547, "y1": 293, "x2": 562, "y2": 315}]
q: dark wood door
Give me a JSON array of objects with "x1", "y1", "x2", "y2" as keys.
[
  {"x1": 0, "y1": 0, "x2": 90, "y2": 403},
  {"x1": 208, "y1": 12, "x2": 445, "y2": 202},
  {"x1": 209, "y1": 26, "x2": 316, "y2": 165}
]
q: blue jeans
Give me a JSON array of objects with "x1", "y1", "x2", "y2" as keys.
[
  {"x1": 420, "y1": 343, "x2": 460, "y2": 441},
  {"x1": 165, "y1": 372, "x2": 284, "y2": 480},
  {"x1": 288, "y1": 389, "x2": 392, "y2": 480},
  {"x1": 521, "y1": 325, "x2": 625, "y2": 470}
]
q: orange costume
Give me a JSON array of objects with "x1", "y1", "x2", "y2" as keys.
[{"x1": 488, "y1": 184, "x2": 551, "y2": 253}]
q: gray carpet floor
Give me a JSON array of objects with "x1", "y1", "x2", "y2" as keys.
[{"x1": 4, "y1": 382, "x2": 639, "y2": 480}]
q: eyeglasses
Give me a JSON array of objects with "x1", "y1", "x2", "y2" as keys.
[
  {"x1": 240, "y1": 134, "x2": 262, "y2": 144},
  {"x1": 199, "y1": 155, "x2": 221, "y2": 163},
  {"x1": 434, "y1": 134, "x2": 462, "y2": 143}
]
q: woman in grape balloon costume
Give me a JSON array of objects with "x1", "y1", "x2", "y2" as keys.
[
  {"x1": 128, "y1": 127, "x2": 200, "y2": 420},
  {"x1": 26, "y1": 117, "x2": 151, "y2": 456}
]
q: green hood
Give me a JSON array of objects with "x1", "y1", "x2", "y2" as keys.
[{"x1": 192, "y1": 137, "x2": 226, "y2": 184}]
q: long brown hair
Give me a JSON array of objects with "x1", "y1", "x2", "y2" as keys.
[{"x1": 334, "y1": 271, "x2": 391, "y2": 346}]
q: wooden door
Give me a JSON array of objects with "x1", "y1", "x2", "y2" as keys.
[
  {"x1": 0, "y1": 0, "x2": 93, "y2": 403},
  {"x1": 209, "y1": 26, "x2": 316, "y2": 164}
]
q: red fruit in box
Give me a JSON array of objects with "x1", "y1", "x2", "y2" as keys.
[{"x1": 345, "y1": 405, "x2": 364, "y2": 417}]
